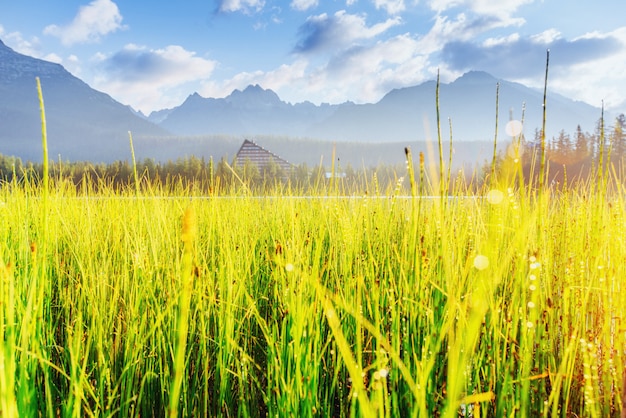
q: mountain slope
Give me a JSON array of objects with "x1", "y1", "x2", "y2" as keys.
[
  {"x1": 308, "y1": 71, "x2": 602, "y2": 142},
  {"x1": 0, "y1": 39, "x2": 169, "y2": 162}
]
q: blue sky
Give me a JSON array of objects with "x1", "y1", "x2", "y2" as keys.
[{"x1": 1, "y1": 0, "x2": 625, "y2": 115}]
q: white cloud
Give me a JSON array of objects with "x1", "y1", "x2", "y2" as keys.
[
  {"x1": 42, "y1": 53, "x2": 63, "y2": 64},
  {"x1": 44, "y1": 0, "x2": 126, "y2": 46},
  {"x1": 1, "y1": 29, "x2": 84, "y2": 76},
  {"x1": 531, "y1": 29, "x2": 561, "y2": 44},
  {"x1": 2, "y1": 31, "x2": 42, "y2": 57},
  {"x1": 468, "y1": 0, "x2": 533, "y2": 19},
  {"x1": 200, "y1": 59, "x2": 309, "y2": 100},
  {"x1": 429, "y1": 0, "x2": 534, "y2": 19},
  {"x1": 291, "y1": 0, "x2": 318, "y2": 11},
  {"x1": 417, "y1": 13, "x2": 471, "y2": 54},
  {"x1": 92, "y1": 44, "x2": 217, "y2": 113},
  {"x1": 483, "y1": 33, "x2": 520, "y2": 47},
  {"x1": 62, "y1": 54, "x2": 83, "y2": 77},
  {"x1": 373, "y1": 0, "x2": 406, "y2": 15},
  {"x1": 295, "y1": 10, "x2": 402, "y2": 53},
  {"x1": 427, "y1": 0, "x2": 460, "y2": 12},
  {"x1": 204, "y1": 31, "x2": 429, "y2": 107},
  {"x1": 547, "y1": 27, "x2": 626, "y2": 112},
  {"x1": 442, "y1": 25, "x2": 623, "y2": 82},
  {"x1": 416, "y1": 11, "x2": 524, "y2": 58},
  {"x1": 218, "y1": 0, "x2": 265, "y2": 13},
  {"x1": 317, "y1": 33, "x2": 428, "y2": 102}
]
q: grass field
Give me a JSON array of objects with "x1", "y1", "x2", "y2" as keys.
[{"x1": 0, "y1": 167, "x2": 624, "y2": 417}]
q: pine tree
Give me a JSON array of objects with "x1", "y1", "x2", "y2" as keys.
[
  {"x1": 574, "y1": 125, "x2": 589, "y2": 161},
  {"x1": 612, "y1": 114, "x2": 626, "y2": 164}
]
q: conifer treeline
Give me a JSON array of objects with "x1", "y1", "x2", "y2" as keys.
[
  {"x1": 519, "y1": 115, "x2": 626, "y2": 185},
  {"x1": 0, "y1": 114, "x2": 624, "y2": 193},
  {"x1": 0, "y1": 152, "x2": 405, "y2": 194}
]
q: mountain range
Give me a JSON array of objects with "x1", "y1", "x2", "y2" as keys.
[
  {"x1": 0, "y1": 37, "x2": 608, "y2": 164},
  {"x1": 0, "y1": 39, "x2": 168, "y2": 162},
  {"x1": 153, "y1": 71, "x2": 603, "y2": 145}
]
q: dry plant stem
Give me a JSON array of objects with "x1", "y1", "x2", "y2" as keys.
[
  {"x1": 128, "y1": 131, "x2": 140, "y2": 196},
  {"x1": 436, "y1": 70, "x2": 444, "y2": 199},
  {"x1": 490, "y1": 82, "x2": 500, "y2": 185},
  {"x1": 330, "y1": 142, "x2": 337, "y2": 195},
  {"x1": 447, "y1": 118, "x2": 453, "y2": 193},
  {"x1": 539, "y1": 49, "x2": 550, "y2": 190},
  {"x1": 622, "y1": 367, "x2": 626, "y2": 418},
  {"x1": 597, "y1": 103, "x2": 606, "y2": 195},
  {"x1": 405, "y1": 146, "x2": 416, "y2": 198},
  {"x1": 36, "y1": 77, "x2": 49, "y2": 200},
  {"x1": 517, "y1": 103, "x2": 527, "y2": 192}
]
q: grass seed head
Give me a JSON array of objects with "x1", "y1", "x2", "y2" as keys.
[{"x1": 181, "y1": 205, "x2": 197, "y2": 244}]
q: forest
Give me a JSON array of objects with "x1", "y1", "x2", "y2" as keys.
[{"x1": 1, "y1": 114, "x2": 624, "y2": 194}]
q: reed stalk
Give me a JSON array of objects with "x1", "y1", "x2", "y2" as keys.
[{"x1": 538, "y1": 49, "x2": 550, "y2": 191}]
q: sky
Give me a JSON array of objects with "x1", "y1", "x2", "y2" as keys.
[{"x1": 1, "y1": 0, "x2": 625, "y2": 115}]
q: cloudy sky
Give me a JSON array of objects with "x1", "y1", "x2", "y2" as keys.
[{"x1": 1, "y1": 0, "x2": 624, "y2": 115}]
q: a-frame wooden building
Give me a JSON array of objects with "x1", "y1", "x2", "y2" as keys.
[{"x1": 234, "y1": 139, "x2": 293, "y2": 173}]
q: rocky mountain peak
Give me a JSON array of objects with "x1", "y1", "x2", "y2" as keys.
[
  {"x1": 227, "y1": 84, "x2": 283, "y2": 108},
  {"x1": 0, "y1": 37, "x2": 69, "y2": 84},
  {"x1": 453, "y1": 70, "x2": 498, "y2": 85}
]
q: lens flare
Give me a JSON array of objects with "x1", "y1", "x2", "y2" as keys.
[
  {"x1": 473, "y1": 255, "x2": 490, "y2": 270},
  {"x1": 505, "y1": 120, "x2": 523, "y2": 137},
  {"x1": 486, "y1": 189, "x2": 504, "y2": 205}
]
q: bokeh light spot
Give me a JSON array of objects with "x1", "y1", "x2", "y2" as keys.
[
  {"x1": 473, "y1": 255, "x2": 489, "y2": 270},
  {"x1": 486, "y1": 189, "x2": 504, "y2": 205},
  {"x1": 505, "y1": 120, "x2": 523, "y2": 137}
]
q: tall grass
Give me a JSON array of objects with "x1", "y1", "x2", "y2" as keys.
[
  {"x1": 0, "y1": 165, "x2": 624, "y2": 417},
  {"x1": 0, "y1": 78, "x2": 623, "y2": 417}
]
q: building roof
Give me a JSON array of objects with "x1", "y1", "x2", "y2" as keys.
[{"x1": 234, "y1": 139, "x2": 293, "y2": 172}]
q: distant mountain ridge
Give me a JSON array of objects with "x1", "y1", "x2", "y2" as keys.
[
  {"x1": 0, "y1": 36, "x2": 608, "y2": 164},
  {"x1": 0, "y1": 38, "x2": 168, "y2": 162},
  {"x1": 155, "y1": 85, "x2": 338, "y2": 137},
  {"x1": 152, "y1": 71, "x2": 604, "y2": 144}
]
